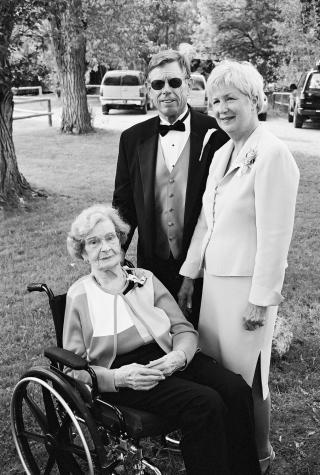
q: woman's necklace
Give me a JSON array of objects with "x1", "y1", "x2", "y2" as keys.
[{"x1": 93, "y1": 268, "x2": 127, "y2": 293}]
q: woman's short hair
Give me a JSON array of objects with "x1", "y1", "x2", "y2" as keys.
[
  {"x1": 148, "y1": 50, "x2": 191, "y2": 79},
  {"x1": 67, "y1": 204, "x2": 130, "y2": 260},
  {"x1": 207, "y1": 60, "x2": 265, "y2": 113}
]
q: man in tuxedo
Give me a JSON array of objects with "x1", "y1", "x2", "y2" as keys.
[{"x1": 113, "y1": 50, "x2": 228, "y2": 326}]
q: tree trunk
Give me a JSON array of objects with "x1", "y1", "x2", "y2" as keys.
[
  {"x1": 50, "y1": 0, "x2": 93, "y2": 134},
  {"x1": 0, "y1": 3, "x2": 33, "y2": 208}
]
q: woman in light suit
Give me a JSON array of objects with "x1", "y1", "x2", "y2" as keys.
[{"x1": 178, "y1": 60, "x2": 299, "y2": 474}]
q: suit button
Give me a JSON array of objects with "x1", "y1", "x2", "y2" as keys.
[
  {"x1": 169, "y1": 208, "x2": 174, "y2": 212},
  {"x1": 169, "y1": 193, "x2": 174, "y2": 197},
  {"x1": 168, "y1": 222, "x2": 174, "y2": 226},
  {"x1": 169, "y1": 179, "x2": 174, "y2": 183}
]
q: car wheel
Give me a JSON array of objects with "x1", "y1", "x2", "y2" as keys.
[
  {"x1": 258, "y1": 113, "x2": 267, "y2": 121},
  {"x1": 102, "y1": 106, "x2": 109, "y2": 115},
  {"x1": 293, "y1": 108, "x2": 303, "y2": 128}
]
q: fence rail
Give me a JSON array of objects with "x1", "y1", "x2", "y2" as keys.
[
  {"x1": 12, "y1": 86, "x2": 43, "y2": 96},
  {"x1": 13, "y1": 97, "x2": 52, "y2": 126},
  {"x1": 86, "y1": 84, "x2": 100, "y2": 98},
  {"x1": 272, "y1": 92, "x2": 291, "y2": 112}
]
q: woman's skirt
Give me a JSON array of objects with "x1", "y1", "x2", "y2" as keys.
[{"x1": 198, "y1": 272, "x2": 277, "y2": 400}]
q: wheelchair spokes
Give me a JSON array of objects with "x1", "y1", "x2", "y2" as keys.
[{"x1": 11, "y1": 376, "x2": 95, "y2": 474}]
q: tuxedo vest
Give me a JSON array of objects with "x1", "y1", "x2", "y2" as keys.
[{"x1": 154, "y1": 138, "x2": 190, "y2": 260}]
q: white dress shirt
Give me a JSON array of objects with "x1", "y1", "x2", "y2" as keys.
[{"x1": 159, "y1": 107, "x2": 190, "y2": 171}]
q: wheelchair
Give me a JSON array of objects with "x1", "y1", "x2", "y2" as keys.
[{"x1": 10, "y1": 282, "x2": 182, "y2": 474}]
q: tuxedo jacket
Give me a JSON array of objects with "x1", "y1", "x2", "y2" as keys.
[
  {"x1": 180, "y1": 125, "x2": 300, "y2": 307},
  {"x1": 113, "y1": 109, "x2": 228, "y2": 271}
]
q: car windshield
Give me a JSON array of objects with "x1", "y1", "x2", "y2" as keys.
[
  {"x1": 308, "y1": 73, "x2": 320, "y2": 90},
  {"x1": 122, "y1": 75, "x2": 140, "y2": 86},
  {"x1": 103, "y1": 75, "x2": 121, "y2": 86},
  {"x1": 191, "y1": 77, "x2": 205, "y2": 90}
]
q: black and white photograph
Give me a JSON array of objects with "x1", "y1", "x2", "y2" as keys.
[{"x1": 1, "y1": 0, "x2": 320, "y2": 473}]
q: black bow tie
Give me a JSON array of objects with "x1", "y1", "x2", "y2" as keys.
[
  {"x1": 159, "y1": 121, "x2": 185, "y2": 136},
  {"x1": 158, "y1": 109, "x2": 190, "y2": 137}
]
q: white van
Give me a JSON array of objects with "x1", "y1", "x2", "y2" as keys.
[
  {"x1": 189, "y1": 73, "x2": 209, "y2": 114},
  {"x1": 100, "y1": 70, "x2": 149, "y2": 114}
]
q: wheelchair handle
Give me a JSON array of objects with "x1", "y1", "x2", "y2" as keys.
[{"x1": 27, "y1": 283, "x2": 54, "y2": 299}]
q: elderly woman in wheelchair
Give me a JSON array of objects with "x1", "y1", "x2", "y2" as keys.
[{"x1": 11, "y1": 204, "x2": 260, "y2": 475}]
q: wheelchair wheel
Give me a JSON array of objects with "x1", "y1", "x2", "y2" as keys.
[{"x1": 11, "y1": 367, "x2": 107, "y2": 474}]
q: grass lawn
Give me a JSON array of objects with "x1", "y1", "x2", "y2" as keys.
[{"x1": 1, "y1": 119, "x2": 320, "y2": 474}]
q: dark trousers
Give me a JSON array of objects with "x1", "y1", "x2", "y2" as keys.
[
  {"x1": 146, "y1": 253, "x2": 202, "y2": 329},
  {"x1": 105, "y1": 344, "x2": 260, "y2": 475}
]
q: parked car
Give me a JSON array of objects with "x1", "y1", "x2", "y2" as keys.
[
  {"x1": 188, "y1": 73, "x2": 209, "y2": 114},
  {"x1": 100, "y1": 70, "x2": 149, "y2": 115},
  {"x1": 258, "y1": 94, "x2": 268, "y2": 121},
  {"x1": 288, "y1": 62, "x2": 320, "y2": 128}
]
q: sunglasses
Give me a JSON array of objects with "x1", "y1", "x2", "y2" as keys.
[{"x1": 150, "y1": 77, "x2": 185, "y2": 90}]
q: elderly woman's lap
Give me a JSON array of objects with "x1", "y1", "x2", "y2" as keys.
[{"x1": 103, "y1": 350, "x2": 259, "y2": 475}]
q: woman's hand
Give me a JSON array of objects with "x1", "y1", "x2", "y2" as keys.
[
  {"x1": 146, "y1": 350, "x2": 186, "y2": 376},
  {"x1": 178, "y1": 277, "x2": 194, "y2": 316},
  {"x1": 114, "y1": 363, "x2": 165, "y2": 390},
  {"x1": 243, "y1": 303, "x2": 267, "y2": 331}
]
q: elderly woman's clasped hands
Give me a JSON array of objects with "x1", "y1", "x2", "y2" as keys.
[{"x1": 114, "y1": 350, "x2": 186, "y2": 390}]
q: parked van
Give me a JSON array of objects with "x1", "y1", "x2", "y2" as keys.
[
  {"x1": 189, "y1": 73, "x2": 209, "y2": 114},
  {"x1": 100, "y1": 70, "x2": 149, "y2": 114}
]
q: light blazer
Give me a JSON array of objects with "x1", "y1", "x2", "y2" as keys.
[
  {"x1": 112, "y1": 109, "x2": 228, "y2": 270},
  {"x1": 180, "y1": 125, "x2": 300, "y2": 307},
  {"x1": 63, "y1": 269, "x2": 198, "y2": 393}
]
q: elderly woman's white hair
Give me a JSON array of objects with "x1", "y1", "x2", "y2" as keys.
[
  {"x1": 67, "y1": 204, "x2": 130, "y2": 260},
  {"x1": 207, "y1": 60, "x2": 265, "y2": 113}
]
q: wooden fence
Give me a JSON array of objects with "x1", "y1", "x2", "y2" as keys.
[
  {"x1": 272, "y1": 92, "x2": 291, "y2": 112},
  {"x1": 13, "y1": 97, "x2": 53, "y2": 126}
]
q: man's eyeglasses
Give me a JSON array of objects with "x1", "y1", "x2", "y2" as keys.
[{"x1": 150, "y1": 77, "x2": 185, "y2": 90}]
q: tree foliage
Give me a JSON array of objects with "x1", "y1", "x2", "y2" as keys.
[
  {"x1": 273, "y1": 0, "x2": 320, "y2": 85},
  {"x1": 86, "y1": 0, "x2": 199, "y2": 72},
  {"x1": 193, "y1": 0, "x2": 282, "y2": 82}
]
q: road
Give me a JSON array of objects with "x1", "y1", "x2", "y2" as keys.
[
  {"x1": 13, "y1": 98, "x2": 320, "y2": 157},
  {"x1": 86, "y1": 100, "x2": 320, "y2": 157}
]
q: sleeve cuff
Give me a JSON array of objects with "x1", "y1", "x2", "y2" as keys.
[
  {"x1": 249, "y1": 284, "x2": 284, "y2": 307},
  {"x1": 180, "y1": 261, "x2": 203, "y2": 279}
]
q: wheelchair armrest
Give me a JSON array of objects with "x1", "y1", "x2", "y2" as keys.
[
  {"x1": 44, "y1": 347, "x2": 88, "y2": 370},
  {"x1": 44, "y1": 347, "x2": 99, "y2": 399}
]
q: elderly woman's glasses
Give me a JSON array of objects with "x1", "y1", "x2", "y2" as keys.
[
  {"x1": 85, "y1": 233, "x2": 118, "y2": 249},
  {"x1": 150, "y1": 77, "x2": 184, "y2": 90}
]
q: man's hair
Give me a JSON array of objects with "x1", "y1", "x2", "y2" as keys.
[{"x1": 148, "y1": 50, "x2": 191, "y2": 78}]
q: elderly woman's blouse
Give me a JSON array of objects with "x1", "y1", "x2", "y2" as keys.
[{"x1": 63, "y1": 268, "x2": 198, "y2": 392}]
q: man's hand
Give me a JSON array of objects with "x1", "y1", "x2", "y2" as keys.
[
  {"x1": 146, "y1": 350, "x2": 186, "y2": 376},
  {"x1": 243, "y1": 303, "x2": 267, "y2": 331},
  {"x1": 178, "y1": 277, "x2": 194, "y2": 316},
  {"x1": 114, "y1": 363, "x2": 165, "y2": 390}
]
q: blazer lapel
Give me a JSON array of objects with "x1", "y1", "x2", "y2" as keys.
[
  {"x1": 223, "y1": 125, "x2": 262, "y2": 178},
  {"x1": 184, "y1": 111, "x2": 212, "y2": 229},
  {"x1": 137, "y1": 118, "x2": 159, "y2": 228},
  {"x1": 213, "y1": 141, "x2": 234, "y2": 183}
]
